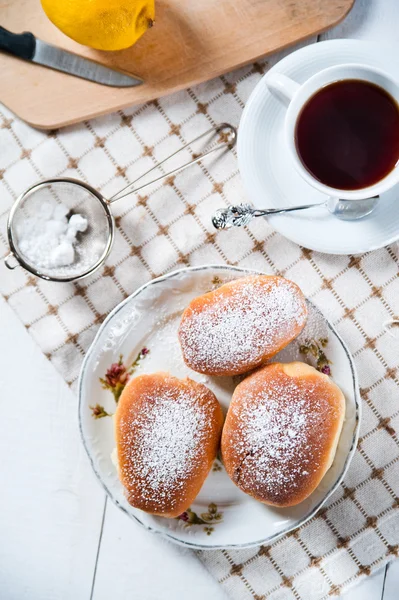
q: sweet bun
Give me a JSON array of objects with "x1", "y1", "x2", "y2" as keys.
[
  {"x1": 178, "y1": 275, "x2": 307, "y2": 377},
  {"x1": 114, "y1": 372, "x2": 223, "y2": 517},
  {"x1": 221, "y1": 362, "x2": 345, "y2": 507}
]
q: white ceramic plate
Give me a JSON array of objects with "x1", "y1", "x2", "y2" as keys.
[
  {"x1": 238, "y1": 40, "x2": 399, "y2": 254},
  {"x1": 79, "y1": 265, "x2": 361, "y2": 549}
]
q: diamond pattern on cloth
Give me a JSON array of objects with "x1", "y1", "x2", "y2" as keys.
[{"x1": 0, "y1": 47, "x2": 399, "y2": 600}]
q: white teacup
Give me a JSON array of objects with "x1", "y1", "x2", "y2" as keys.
[{"x1": 265, "y1": 64, "x2": 399, "y2": 200}]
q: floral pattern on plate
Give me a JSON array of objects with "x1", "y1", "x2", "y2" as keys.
[
  {"x1": 90, "y1": 348, "x2": 150, "y2": 418},
  {"x1": 177, "y1": 503, "x2": 223, "y2": 536}
]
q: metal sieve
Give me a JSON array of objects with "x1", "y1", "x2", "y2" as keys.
[{"x1": 4, "y1": 123, "x2": 236, "y2": 283}]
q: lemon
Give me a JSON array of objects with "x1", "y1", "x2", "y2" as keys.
[{"x1": 41, "y1": 0, "x2": 155, "y2": 51}]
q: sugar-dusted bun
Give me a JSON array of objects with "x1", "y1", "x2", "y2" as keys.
[
  {"x1": 178, "y1": 275, "x2": 307, "y2": 377},
  {"x1": 114, "y1": 372, "x2": 223, "y2": 518},
  {"x1": 222, "y1": 362, "x2": 345, "y2": 507}
]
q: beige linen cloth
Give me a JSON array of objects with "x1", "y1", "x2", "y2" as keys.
[{"x1": 1, "y1": 55, "x2": 399, "y2": 600}]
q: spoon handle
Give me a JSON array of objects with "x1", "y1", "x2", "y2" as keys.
[{"x1": 212, "y1": 202, "x2": 322, "y2": 230}]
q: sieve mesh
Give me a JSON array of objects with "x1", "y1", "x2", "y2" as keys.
[{"x1": 8, "y1": 180, "x2": 113, "y2": 282}]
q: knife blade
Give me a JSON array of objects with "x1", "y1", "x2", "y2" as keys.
[{"x1": 0, "y1": 26, "x2": 143, "y2": 87}]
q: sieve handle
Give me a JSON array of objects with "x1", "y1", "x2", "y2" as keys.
[
  {"x1": 4, "y1": 252, "x2": 20, "y2": 270},
  {"x1": 109, "y1": 123, "x2": 237, "y2": 203}
]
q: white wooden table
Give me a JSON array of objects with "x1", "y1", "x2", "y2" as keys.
[{"x1": 1, "y1": 1, "x2": 399, "y2": 598}]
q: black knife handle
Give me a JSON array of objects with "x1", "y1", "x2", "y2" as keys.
[{"x1": 0, "y1": 26, "x2": 36, "y2": 60}]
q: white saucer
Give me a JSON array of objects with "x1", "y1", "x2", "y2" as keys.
[{"x1": 238, "y1": 40, "x2": 399, "y2": 254}]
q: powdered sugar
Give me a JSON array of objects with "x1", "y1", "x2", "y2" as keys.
[
  {"x1": 119, "y1": 384, "x2": 212, "y2": 510},
  {"x1": 15, "y1": 199, "x2": 88, "y2": 270},
  {"x1": 228, "y1": 372, "x2": 337, "y2": 502},
  {"x1": 179, "y1": 277, "x2": 307, "y2": 374}
]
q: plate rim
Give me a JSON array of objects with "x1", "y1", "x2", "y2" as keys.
[
  {"x1": 78, "y1": 264, "x2": 361, "y2": 550},
  {"x1": 237, "y1": 38, "x2": 399, "y2": 255}
]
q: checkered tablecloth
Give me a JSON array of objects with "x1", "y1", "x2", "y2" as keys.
[{"x1": 1, "y1": 51, "x2": 399, "y2": 600}]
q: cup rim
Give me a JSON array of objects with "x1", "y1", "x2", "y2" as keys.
[{"x1": 285, "y1": 63, "x2": 399, "y2": 200}]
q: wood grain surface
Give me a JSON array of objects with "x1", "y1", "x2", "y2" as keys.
[{"x1": 0, "y1": 0, "x2": 354, "y2": 129}]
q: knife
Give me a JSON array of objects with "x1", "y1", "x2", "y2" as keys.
[{"x1": 0, "y1": 26, "x2": 143, "y2": 87}]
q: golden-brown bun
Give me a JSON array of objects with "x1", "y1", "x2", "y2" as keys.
[
  {"x1": 178, "y1": 275, "x2": 307, "y2": 377},
  {"x1": 115, "y1": 372, "x2": 223, "y2": 517},
  {"x1": 221, "y1": 362, "x2": 345, "y2": 507}
]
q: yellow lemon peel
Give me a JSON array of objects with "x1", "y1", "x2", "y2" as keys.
[{"x1": 41, "y1": 0, "x2": 155, "y2": 51}]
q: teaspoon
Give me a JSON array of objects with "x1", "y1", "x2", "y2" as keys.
[{"x1": 212, "y1": 196, "x2": 379, "y2": 230}]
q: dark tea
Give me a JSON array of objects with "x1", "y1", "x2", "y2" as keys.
[{"x1": 295, "y1": 79, "x2": 399, "y2": 190}]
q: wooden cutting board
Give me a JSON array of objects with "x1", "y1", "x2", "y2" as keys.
[{"x1": 0, "y1": 0, "x2": 355, "y2": 129}]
